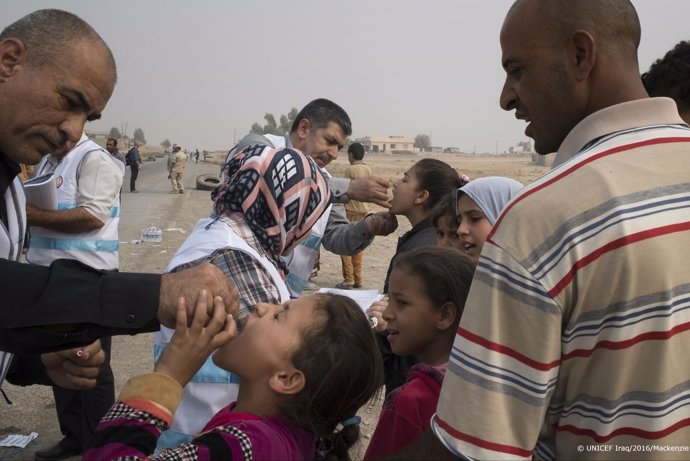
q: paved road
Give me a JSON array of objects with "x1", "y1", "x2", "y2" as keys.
[{"x1": 120, "y1": 155, "x2": 219, "y2": 240}]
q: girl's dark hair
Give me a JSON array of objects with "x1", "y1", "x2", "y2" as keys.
[
  {"x1": 430, "y1": 191, "x2": 460, "y2": 228},
  {"x1": 393, "y1": 246, "x2": 476, "y2": 326},
  {"x1": 412, "y1": 158, "x2": 464, "y2": 211},
  {"x1": 280, "y1": 294, "x2": 383, "y2": 461}
]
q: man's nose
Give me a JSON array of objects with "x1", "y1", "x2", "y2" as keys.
[
  {"x1": 499, "y1": 78, "x2": 517, "y2": 112},
  {"x1": 59, "y1": 113, "x2": 87, "y2": 146}
]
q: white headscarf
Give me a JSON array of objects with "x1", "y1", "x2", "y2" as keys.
[{"x1": 457, "y1": 176, "x2": 523, "y2": 225}]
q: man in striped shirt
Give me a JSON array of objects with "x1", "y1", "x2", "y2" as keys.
[{"x1": 394, "y1": 1, "x2": 690, "y2": 460}]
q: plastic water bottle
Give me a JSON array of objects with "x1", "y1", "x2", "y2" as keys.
[{"x1": 141, "y1": 226, "x2": 162, "y2": 243}]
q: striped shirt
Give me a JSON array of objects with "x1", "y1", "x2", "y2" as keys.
[{"x1": 432, "y1": 98, "x2": 690, "y2": 460}]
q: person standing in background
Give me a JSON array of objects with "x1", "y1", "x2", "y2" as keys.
[
  {"x1": 105, "y1": 138, "x2": 125, "y2": 165},
  {"x1": 125, "y1": 140, "x2": 141, "y2": 192},
  {"x1": 168, "y1": 143, "x2": 187, "y2": 194},
  {"x1": 337, "y1": 142, "x2": 372, "y2": 289}
]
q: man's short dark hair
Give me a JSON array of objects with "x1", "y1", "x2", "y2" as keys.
[
  {"x1": 0, "y1": 9, "x2": 116, "y2": 79},
  {"x1": 107, "y1": 138, "x2": 117, "y2": 146},
  {"x1": 290, "y1": 98, "x2": 352, "y2": 137},
  {"x1": 348, "y1": 142, "x2": 365, "y2": 160},
  {"x1": 642, "y1": 40, "x2": 690, "y2": 112}
]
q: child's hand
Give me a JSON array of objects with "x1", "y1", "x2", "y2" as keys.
[
  {"x1": 367, "y1": 298, "x2": 389, "y2": 333},
  {"x1": 155, "y1": 290, "x2": 236, "y2": 387}
]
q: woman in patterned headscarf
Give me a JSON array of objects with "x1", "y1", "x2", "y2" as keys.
[
  {"x1": 211, "y1": 144, "x2": 330, "y2": 273},
  {"x1": 153, "y1": 144, "x2": 331, "y2": 450}
]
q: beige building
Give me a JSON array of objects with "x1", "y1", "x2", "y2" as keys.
[{"x1": 356, "y1": 135, "x2": 415, "y2": 153}]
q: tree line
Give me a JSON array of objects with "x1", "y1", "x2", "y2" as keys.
[{"x1": 107, "y1": 126, "x2": 146, "y2": 145}]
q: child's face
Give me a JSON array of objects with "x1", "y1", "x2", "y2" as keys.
[
  {"x1": 213, "y1": 295, "x2": 322, "y2": 379},
  {"x1": 456, "y1": 194, "x2": 493, "y2": 260},
  {"x1": 383, "y1": 267, "x2": 447, "y2": 364},
  {"x1": 389, "y1": 167, "x2": 423, "y2": 216},
  {"x1": 435, "y1": 215, "x2": 462, "y2": 250}
]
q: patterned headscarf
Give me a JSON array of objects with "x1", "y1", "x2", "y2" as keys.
[
  {"x1": 457, "y1": 176, "x2": 523, "y2": 225},
  {"x1": 211, "y1": 144, "x2": 331, "y2": 272}
]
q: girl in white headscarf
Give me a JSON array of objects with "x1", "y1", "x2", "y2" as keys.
[{"x1": 456, "y1": 176, "x2": 523, "y2": 260}]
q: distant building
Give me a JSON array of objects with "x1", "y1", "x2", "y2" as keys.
[
  {"x1": 355, "y1": 135, "x2": 415, "y2": 153},
  {"x1": 509, "y1": 140, "x2": 532, "y2": 155}
]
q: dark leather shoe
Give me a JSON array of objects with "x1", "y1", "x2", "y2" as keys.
[{"x1": 34, "y1": 440, "x2": 81, "y2": 461}]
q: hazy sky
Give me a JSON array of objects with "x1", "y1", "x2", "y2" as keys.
[{"x1": 5, "y1": 1, "x2": 689, "y2": 153}]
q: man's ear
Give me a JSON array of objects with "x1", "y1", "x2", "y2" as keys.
[
  {"x1": 0, "y1": 38, "x2": 26, "y2": 81},
  {"x1": 437, "y1": 302, "x2": 459, "y2": 331},
  {"x1": 295, "y1": 118, "x2": 310, "y2": 141},
  {"x1": 570, "y1": 30, "x2": 596, "y2": 81},
  {"x1": 268, "y1": 368, "x2": 305, "y2": 396},
  {"x1": 415, "y1": 189, "x2": 430, "y2": 205}
]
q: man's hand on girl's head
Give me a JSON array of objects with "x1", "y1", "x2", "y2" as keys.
[{"x1": 158, "y1": 263, "x2": 240, "y2": 328}]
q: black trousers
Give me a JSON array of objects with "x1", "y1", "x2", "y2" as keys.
[
  {"x1": 51, "y1": 336, "x2": 114, "y2": 450},
  {"x1": 129, "y1": 166, "x2": 139, "y2": 191}
]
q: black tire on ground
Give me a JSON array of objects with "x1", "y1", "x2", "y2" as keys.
[{"x1": 196, "y1": 174, "x2": 222, "y2": 191}]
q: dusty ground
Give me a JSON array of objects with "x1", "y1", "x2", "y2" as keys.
[{"x1": 0, "y1": 151, "x2": 551, "y2": 460}]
